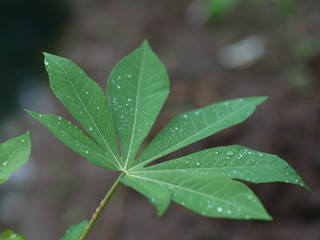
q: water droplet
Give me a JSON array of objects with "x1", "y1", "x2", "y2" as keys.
[
  {"x1": 195, "y1": 111, "x2": 200, "y2": 115},
  {"x1": 58, "y1": 116, "x2": 62, "y2": 121},
  {"x1": 97, "y1": 106, "x2": 100, "y2": 110},
  {"x1": 183, "y1": 115, "x2": 188, "y2": 118},
  {"x1": 128, "y1": 98, "x2": 132, "y2": 102},
  {"x1": 85, "y1": 150, "x2": 89, "y2": 154},
  {"x1": 216, "y1": 207, "x2": 223, "y2": 212},
  {"x1": 128, "y1": 74, "x2": 132, "y2": 78},
  {"x1": 196, "y1": 162, "x2": 200, "y2": 166},
  {"x1": 85, "y1": 91, "x2": 89, "y2": 94},
  {"x1": 39, "y1": 114, "x2": 42, "y2": 117},
  {"x1": 227, "y1": 210, "x2": 232, "y2": 214},
  {"x1": 226, "y1": 150, "x2": 234, "y2": 156},
  {"x1": 44, "y1": 61, "x2": 49, "y2": 66},
  {"x1": 89, "y1": 127, "x2": 93, "y2": 131},
  {"x1": 3, "y1": 161, "x2": 8, "y2": 166},
  {"x1": 117, "y1": 85, "x2": 121, "y2": 89},
  {"x1": 21, "y1": 139, "x2": 25, "y2": 143}
]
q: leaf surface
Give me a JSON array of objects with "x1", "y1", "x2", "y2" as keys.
[
  {"x1": 107, "y1": 41, "x2": 169, "y2": 169},
  {"x1": 143, "y1": 145, "x2": 309, "y2": 190},
  {"x1": 0, "y1": 132, "x2": 31, "y2": 183},
  {"x1": 43, "y1": 53, "x2": 120, "y2": 168},
  {"x1": 27, "y1": 111, "x2": 119, "y2": 171},
  {"x1": 121, "y1": 174, "x2": 170, "y2": 216},
  {"x1": 60, "y1": 220, "x2": 89, "y2": 240},
  {"x1": 132, "y1": 97, "x2": 266, "y2": 170},
  {"x1": 126, "y1": 171, "x2": 271, "y2": 220}
]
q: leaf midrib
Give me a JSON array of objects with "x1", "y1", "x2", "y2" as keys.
[{"x1": 123, "y1": 45, "x2": 146, "y2": 169}]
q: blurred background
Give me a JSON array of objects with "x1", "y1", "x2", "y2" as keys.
[{"x1": 0, "y1": 0, "x2": 319, "y2": 239}]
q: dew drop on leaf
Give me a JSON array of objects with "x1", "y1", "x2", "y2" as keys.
[
  {"x1": 216, "y1": 207, "x2": 223, "y2": 212},
  {"x1": 226, "y1": 150, "x2": 234, "y2": 156},
  {"x1": 2, "y1": 161, "x2": 8, "y2": 166}
]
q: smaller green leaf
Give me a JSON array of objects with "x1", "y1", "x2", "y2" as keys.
[
  {"x1": 60, "y1": 220, "x2": 89, "y2": 240},
  {"x1": 0, "y1": 230, "x2": 27, "y2": 240},
  {"x1": 0, "y1": 132, "x2": 31, "y2": 183},
  {"x1": 128, "y1": 171, "x2": 271, "y2": 220},
  {"x1": 144, "y1": 145, "x2": 310, "y2": 191},
  {"x1": 26, "y1": 110, "x2": 119, "y2": 171},
  {"x1": 121, "y1": 174, "x2": 171, "y2": 216}
]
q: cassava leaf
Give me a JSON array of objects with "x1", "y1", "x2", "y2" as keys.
[
  {"x1": 125, "y1": 171, "x2": 271, "y2": 220},
  {"x1": 0, "y1": 132, "x2": 31, "y2": 183},
  {"x1": 143, "y1": 145, "x2": 310, "y2": 191},
  {"x1": 131, "y1": 97, "x2": 267, "y2": 170},
  {"x1": 60, "y1": 220, "x2": 89, "y2": 240},
  {"x1": 107, "y1": 41, "x2": 169, "y2": 169},
  {"x1": 121, "y1": 174, "x2": 171, "y2": 216},
  {"x1": 43, "y1": 53, "x2": 120, "y2": 169},
  {"x1": 26, "y1": 111, "x2": 119, "y2": 171}
]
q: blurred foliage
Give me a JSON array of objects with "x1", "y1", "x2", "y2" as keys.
[
  {"x1": 205, "y1": 0, "x2": 299, "y2": 21},
  {"x1": 0, "y1": 0, "x2": 70, "y2": 121}
]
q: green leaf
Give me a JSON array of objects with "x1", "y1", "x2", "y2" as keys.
[
  {"x1": 43, "y1": 53, "x2": 120, "y2": 169},
  {"x1": 121, "y1": 174, "x2": 170, "y2": 216},
  {"x1": 0, "y1": 230, "x2": 27, "y2": 240},
  {"x1": 126, "y1": 171, "x2": 271, "y2": 220},
  {"x1": 143, "y1": 145, "x2": 310, "y2": 191},
  {"x1": 26, "y1": 111, "x2": 119, "y2": 171},
  {"x1": 60, "y1": 220, "x2": 89, "y2": 240},
  {"x1": 131, "y1": 97, "x2": 267, "y2": 170},
  {"x1": 0, "y1": 132, "x2": 31, "y2": 183},
  {"x1": 107, "y1": 41, "x2": 169, "y2": 169}
]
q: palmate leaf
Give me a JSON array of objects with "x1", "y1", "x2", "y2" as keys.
[
  {"x1": 107, "y1": 41, "x2": 169, "y2": 169},
  {"x1": 30, "y1": 41, "x2": 309, "y2": 225},
  {"x1": 0, "y1": 132, "x2": 31, "y2": 183},
  {"x1": 43, "y1": 53, "x2": 121, "y2": 169},
  {"x1": 130, "y1": 97, "x2": 267, "y2": 170},
  {"x1": 60, "y1": 220, "x2": 89, "y2": 240}
]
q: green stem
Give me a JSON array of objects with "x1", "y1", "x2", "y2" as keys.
[{"x1": 79, "y1": 173, "x2": 124, "y2": 240}]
